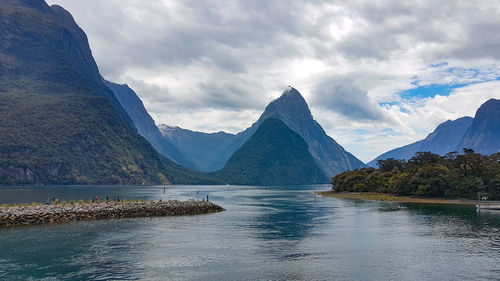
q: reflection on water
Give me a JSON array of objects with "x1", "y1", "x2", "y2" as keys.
[{"x1": 1, "y1": 185, "x2": 500, "y2": 280}]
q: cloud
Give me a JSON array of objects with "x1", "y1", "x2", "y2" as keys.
[
  {"x1": 312, "y1": 76, "x2": 386, "y2": 121},
  {"x1": 45, "y1": 0, "x2": 500, "y2": 161},
  {"x1": 316, "y1": 81, "x2": 500, "y2": 162}
]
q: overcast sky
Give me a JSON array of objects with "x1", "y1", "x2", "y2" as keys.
[{"x1": 47, "y1": 0, "x2": 500, "y2": 162}]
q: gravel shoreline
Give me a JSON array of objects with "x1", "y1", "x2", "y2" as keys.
[
  {"x1": 0, "y1": 200, "x2": 225, "y2": 227},
  {"x1": 316, "y1": 191, "x2": 481, "y2": 205}
]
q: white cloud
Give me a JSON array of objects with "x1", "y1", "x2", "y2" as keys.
[
  {"x1": 46, "y1": 0, "x2": 500, "y2": 162},
  {"x1": 317, "y1": 81, "x2": 500, "y2": 162}
]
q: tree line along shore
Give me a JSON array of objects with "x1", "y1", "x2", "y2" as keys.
[
  {"x1": 0, "y1": 199, "x2": 224, "y2": 227},
  {"x1": 329, "y1": 150, "x2": 500, "y2": 201}
]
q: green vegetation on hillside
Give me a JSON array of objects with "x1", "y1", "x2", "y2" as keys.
[
  {"x1": 0, "y1": 1, "x2": 220, "y2": 185},
  {"x1": 0, "y1": 92, "x2": 216, "y2": 185},
  {"x1": 212, "y1": 118, "x2": 328, "y2": 185},
  {"x1": 332, "y1": 150, "x2": 500, "y2": 200},
  {"x1": 0, "y1": 1, "x2": 111, "y2": 95}
]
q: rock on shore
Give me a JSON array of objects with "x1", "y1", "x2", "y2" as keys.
[{"x1": 0, "y1": 200, "x2": 224, "y2": 227}]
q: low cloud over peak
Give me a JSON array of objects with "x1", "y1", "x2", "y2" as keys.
[
  {"x1": 313, "y1": 76, "x2": 386, "y2": 121},
  {"x1": 46, "y1": 0, "x2": 500, "y2": 161}
]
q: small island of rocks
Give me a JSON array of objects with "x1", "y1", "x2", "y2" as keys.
[{"x1": 0, "y1": 199, "x2": 224, "y2": 227}]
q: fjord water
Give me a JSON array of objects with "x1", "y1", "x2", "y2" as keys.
[{"x1": 1, "y1": 185, "x2": 500, "y2": 280}]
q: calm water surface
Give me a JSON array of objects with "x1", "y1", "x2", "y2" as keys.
[{"x1": 1, "y1": 185, "x2": 500, "y2": 280}]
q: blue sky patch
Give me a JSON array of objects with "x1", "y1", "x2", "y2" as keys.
[
  {"x1": 400, "y1": 83, "x2": 464, "y2": 99},
  {"x1": 398, "y1": 65, "x2": 500, "y2": 100},
  {"x1": 429, "y1": 62, "x2": 448, "y2": 68},
  {"x1": 381, "y1": 128, "x2": 400, "y2": 136},
  {"x1": 352, "y1": 129, "x2": 371, "y2": 135},
  {"x1": 378, "y1": 101, "x2": 399, "y2": 107}
]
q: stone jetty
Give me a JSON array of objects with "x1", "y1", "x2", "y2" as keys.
[{"x1": 0, "y1": 200, "x2": 224, "y2": 227}]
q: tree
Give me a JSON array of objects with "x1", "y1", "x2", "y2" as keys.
[
  {"x1": 331, "y1": 150, "x2": 500, "y2": 200},
  {"x1": 377, "y1": 158, "x2": 405, "y2": 172},
  {"x1": 408, "y1": 152, "x2": 442, "y2": 166},
  {"x1": 463, "y1": 148, "x2": 475, "y2": 154}
]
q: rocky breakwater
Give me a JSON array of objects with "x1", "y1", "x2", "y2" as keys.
[{"x1": 0, "y1": 200, "x2": 225, "y2": 227}]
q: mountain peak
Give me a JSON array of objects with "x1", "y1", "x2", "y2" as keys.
[
  {"x1": 49, "y1": 5, "x2": 75, "y2": 26},
  {"x1": 262, "y1": 87, "x2": 312, "y2": 122},
  {"x1": 281, "y1": 85, "x2": 300, "y2": 96},
  {"x1": 368, "y1": 116, "x2": 474, "y2": 167},
  {"x1": 477, "y1": 98, "x2": 500, "y2": 114},
  {"x1": 159, "y1": 85, "x2": 366, "y2": 176},
  {"x1": 430, "y1": 116, "x2": 473, "y2": 136},
  {"x1": 251, "y1": 87, "x2": 365, "y2": 176},
  {"x1": 484, "y1": 98, "x2": 500, "y2": 104},
  {"x1": 471, "y1": 98, "x2": 500, "y2": 124},
  {"x1": 278, "y1": 86, "x2": 306, "y2": 103},
  {"x1": 457, "y1": 98, "x2": 500, "y2": 155}
]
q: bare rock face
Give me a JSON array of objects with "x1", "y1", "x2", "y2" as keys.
[
  {"x1": 457, "y1": 99, "x2": 500, "y2": 155},
  {"x1": 0, "y1": 167, "x2": 34, "y2": 182},
  {"x1": 0, "y1": 163, "x2": 73, "y2": 184},
  {"x1": 45, "y1": 163, "x2": 64, "y2": 177}
]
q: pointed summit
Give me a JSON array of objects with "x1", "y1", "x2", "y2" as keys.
[
  {"x1": 281, "y1": 86, "x2": 303, "y2": 99},
  {"x1": 234, "y1": 87, "x2": 366, "y2": 177},
  {"x1": 457, "y1": 98, "x2": 500, "y2": 155},
  {"x1": 159, "y1": 87, "x2": 366, "y2": 177},
  {"x1": 261, "y1": 87, "x2": 313, "y2": 122},
  {"x1": 276, "y1": 86, "x2": 309, "y2": 108}
]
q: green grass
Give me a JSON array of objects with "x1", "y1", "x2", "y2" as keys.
[
  {"x1": 0, "y1": 202, "x2": 44, "y2": 207},
  {"x1": 317, "y1": 191, "x2": 480, "y2": 205},
  {"x1": 0, "y1": 198, "x2": 164, "y2": 208}
]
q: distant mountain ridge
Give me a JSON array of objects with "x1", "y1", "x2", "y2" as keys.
[
  {"x1": 105, "y1": 81, "x2": 199, "y2": 170},
  {"x1": 368, "y1": 116, "x2": 473, "y2": 166},
  {"x1": 159, "y1": 125, "x2": 237, "y2": 172},
  {"x1": 160, "y1": 87, "x2": 366, "y2": 177},
  {"x1": 369, "y1": 98, "x2": 500, "y2": 166}
]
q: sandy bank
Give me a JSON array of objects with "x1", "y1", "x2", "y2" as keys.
[{"x1": 0, "y1": 200, "x2": 224, "y2": 227}]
